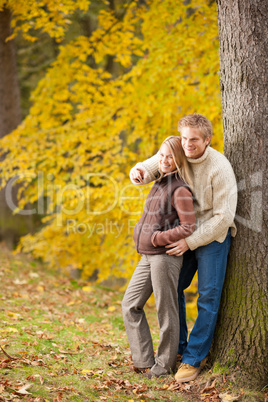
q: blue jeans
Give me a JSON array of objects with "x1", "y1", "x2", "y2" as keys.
[{"x1": 178, "y1": 230, "x2": 231, "y2": 367}]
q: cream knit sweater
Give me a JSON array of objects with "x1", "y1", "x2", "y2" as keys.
[{"x1": 131, "y1": 146, "x2": 237, "y2": 250}]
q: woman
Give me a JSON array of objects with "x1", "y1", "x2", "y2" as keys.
[{"x1": 122, "y1": 136, "x2": 195, "y2": 378}]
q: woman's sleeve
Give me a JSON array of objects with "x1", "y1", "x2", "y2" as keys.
[{"x1": 151, "y1": 186, "x2": 195, "y2": 247}]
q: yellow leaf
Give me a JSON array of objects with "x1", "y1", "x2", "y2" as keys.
[
  {"x1": 0, "y1": 327, "x2": 19, "y2": 333},
  {"x1": 7, "y1": 311, "x2": 19, "y2": 318},
  {"x1": 67, "y1": 301, "x2": 75, "y2": 306},
  {"x1": 82, "y1": 286, "x2": 93, "y2": 292},
  {"x1": 107, "y1": 306, "x2": 116, "y2": 312},
  {"x1": 81, "y1": 369, "x2": 94, "y2": 374},
  {"x1": 162, "y1": 385, "x2": 169, "y2": 389}
]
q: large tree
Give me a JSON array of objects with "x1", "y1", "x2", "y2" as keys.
[
  {"x1": 211, "y1": 0, "x2": 268, "y2": 386},
  {"x1": 0, "y1": 1, "x2": 222, "y2": 281}
]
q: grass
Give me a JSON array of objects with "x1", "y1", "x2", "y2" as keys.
[{"x1": 0, "y1": 244, "x2": 267, "y2": 402}]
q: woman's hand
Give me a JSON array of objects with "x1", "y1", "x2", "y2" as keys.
[{"x1": 165, "y1": 239, "x2": 189, "y2": 256}]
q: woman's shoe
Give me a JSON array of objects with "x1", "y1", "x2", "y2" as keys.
[{"x1": 132, "y1": 366, "x2": 150, "y2": 374}]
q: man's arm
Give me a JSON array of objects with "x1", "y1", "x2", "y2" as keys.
[{"x1": 130, "y1": 153, "x2": 159, "y2": 185}]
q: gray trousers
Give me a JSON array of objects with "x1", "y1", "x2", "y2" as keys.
[{"x1": 122, "y1": 254, "x2": 182, "y2": 376}]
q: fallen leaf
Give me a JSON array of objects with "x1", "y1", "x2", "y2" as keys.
[
  {"x1": 219, "y1": 393, "x2": 241, "y2": 401},
  {"x1": 76, "y1": 318, "x2": 85, "y2": 324},
  {"x1": 0, "y1": 327, "x2": 19, "y2": 333},
  {"x1": 56, "y1": 392, "x2": 63, "y2": 401},
  {"x1": 161, "y1": 384, "x2": 169, "y2": 390},
  {"x1": 81, "y1": 369, "x2": 94, "y2": 375},
  {"x1": 107, "y1": 306, "x2": 116, "y2": 312},
  {"x1": 29, "y1": 272, "x2": 39, "y2": 278},
  {"x1": 59, "y1": 349, "x2": 81, "y2": 355},
  {"x1": 15, "y1": 383, "x2": 33, "y2": 395},
  {"x1": 82, "y1": 286, "x2": 93, "y2": 292},
  {"x1": 13, "y1": 279, "x2": 27, "y2": 285},
  {"x1": 7, "y1": 311, "x2": 20, "y2": 319},
  {"x1": 167, "y1": 382, "x2": 182, "y2": 391},
  {"x1": 201, "y1": 379, "x2": 217, "y2": 393}
]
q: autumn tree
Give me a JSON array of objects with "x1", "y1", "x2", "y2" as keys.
[
  {"x1": 0, "y1": 1, "x2": 222, "y2": 281},
  {"x1": 0, "y1": 0, "x2": 91, "y2": 245},
  {"x1": 211, "y1": 0, "x2": 268, "y2": 386}
]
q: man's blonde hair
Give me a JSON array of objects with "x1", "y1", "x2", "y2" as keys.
[{"x1": 178, "y1": 113, "x2": 213, "y2": 140}]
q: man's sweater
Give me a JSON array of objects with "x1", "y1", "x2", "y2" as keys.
[{"x1": 131, "y1": 146, "x2": 237, "y2": 250}]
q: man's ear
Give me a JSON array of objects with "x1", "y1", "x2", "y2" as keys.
[{"x1": 205, "y1": 136, "x2": 211, "y2": 145}]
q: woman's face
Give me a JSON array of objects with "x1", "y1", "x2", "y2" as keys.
[{"x1": 159, "y1": 143, "x2": 176, "y2": 173}]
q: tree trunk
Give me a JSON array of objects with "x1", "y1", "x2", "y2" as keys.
[
  {"x1": 211, "y1": 0, "x2": 268, "y2": 386},
  {"x1": 0, "y1": 8, "x2": 32, "y2": 247},
  {"x1": 0, "y1": 8, "x2": 21, "y2": 134}
]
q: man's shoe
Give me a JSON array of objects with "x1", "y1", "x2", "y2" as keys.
[{"x1": 175, "y1": 363, "x2": 201, "y2": 382}]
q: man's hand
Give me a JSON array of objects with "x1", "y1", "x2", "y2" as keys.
[
  {"x1": 130, "y1": 166, "x2": 145, "y2": 184},
  {"x1": 165, "y1": 239, "x2": 189, "y2": 256}
]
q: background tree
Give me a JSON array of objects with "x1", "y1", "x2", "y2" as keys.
[
  {"x1": 211, "y1": 0, "x2": 268, "y2": 386},
  {"x1": 0, "y1": 0, "x2": 91, "y2": 245},
  {"x1": 0, "y1": 7, "x2": 25, "y2": 246},
  {"x1": 0, "y1": 0, "x2": 222, "y2": 282}
]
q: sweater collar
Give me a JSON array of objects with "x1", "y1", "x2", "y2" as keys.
[{"x1": 187, "y1": 146, "x2": 210, "y2": 164}]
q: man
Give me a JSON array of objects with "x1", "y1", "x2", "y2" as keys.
[{"x1": 129, "y1": 114, "x2": 237, "y2": 382}]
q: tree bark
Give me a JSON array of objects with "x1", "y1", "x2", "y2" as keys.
[{"x1": 212, "y1": 0, "x2": 268, "y2": 386}]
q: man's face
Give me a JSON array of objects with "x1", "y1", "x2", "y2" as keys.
[{"x1": 180, "y1": 127, "x2": 211, "y2": 159}]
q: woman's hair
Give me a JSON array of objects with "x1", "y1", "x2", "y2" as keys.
[{"x1": 158, "y1": 136, "x2": 193, "y2": 188}]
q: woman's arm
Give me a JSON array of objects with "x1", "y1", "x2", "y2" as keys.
[
  {"x1": 129, "y1": 153, "x2": 159, "y2": 185},
  {"x1": 151, "y1": 186, "x2": 195, "y2": 247}
]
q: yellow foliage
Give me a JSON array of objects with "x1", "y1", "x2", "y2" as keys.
[
  {"x1": 0, "y1": 0, "x2": 223, "y2": 282},
  {"x1": 1, "y1": 0, "x2": 90, "y2": 41}
]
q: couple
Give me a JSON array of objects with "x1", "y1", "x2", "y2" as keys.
[{"x1": 122, "y1": 114, "x2": 237, "y2": 382}]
